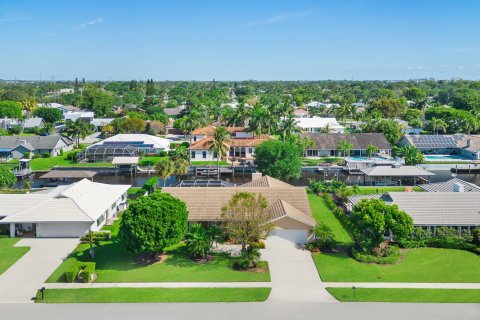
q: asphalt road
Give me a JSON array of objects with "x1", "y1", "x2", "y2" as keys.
[{"x1": 1, "y1": 302, "x2": 479, "y2": 320}]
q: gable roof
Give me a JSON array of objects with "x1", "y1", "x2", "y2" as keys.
[
  {"x1": 295, "y1": 117, "x2": 344, "y2": 130},
  {"x1": 360, "y1": 165, "x2": 435, "y2": 177},
  {"x1": 267, "y1": 199, "x2": 316, "y2": 227},
  {"x1": 240, "y1": 175, "x2": 294, "y2": 188},
  {"x1": 301, "y1": 133, "x2": 391, "y2": 150},
  {"x1": 23, "y1": 118, "x2": 44, "y2": 128},
  {"x1": 192, "y1": 126, "x2": 247, "y2": 136},
  {"x1": 0, "y1": 135, "x2": 73, "y2": 151},
  {"x1": 190, "y1": 135, "x2": 273, "y2": 150}
]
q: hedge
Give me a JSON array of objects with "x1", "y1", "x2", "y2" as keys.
[{"x1": 80, "y1": 262, "x2": 96, "y2": 283}]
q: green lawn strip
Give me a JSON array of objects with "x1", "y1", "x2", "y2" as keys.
[
  {"x1": 307, "y1": 192, "x2": 353, "y2": 246},
  {"x1": 35, "y1": 287, "x2": 271, "y2": 303},
  {"x1": 138, "y1": 156, "x2": 168, "y2": 166},
  {"x1": 349, "y1": 186, "x2": 423, "y2": 195},
  {"x1": 327, "y1": 288, "x2": 480, "y2": 303},
  {"x1": 191, "y1": 161, "x2": 229, "y2": 166},
  {"x1": 302, "y1": 158, "x2": 343, "y2": 166},
  {"x1": 0, "y1": 238, "x2": 30, "y2": 275},
  {"x1": 47, "y1": 219, "x2": 270, "y2": 283},
  {"x1": 314, "y1": 248, "x2": 480, "y2": 283}
]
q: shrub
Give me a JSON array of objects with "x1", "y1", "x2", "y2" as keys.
[
  {"x1": 352, "y1": 246, "x2": 401, "y2": 265},
  {"x1": 64, "y1": 263, "x2": 79, "y2": 283},
  {"x1": 42, "y1": 153, "x2": 51, "y2": 158},
  {"x1": 80, "y1": 231, "x2": 111, "y2": 242},
  {"x1": 24, "y1": 151, "x2": 30, "y2": 159},
  {"x1": 234, "y1": 247, "x2": 261, "y2": 269},
  {"x1": 142, "y1": 177, "x2": 158, "y2": 192},
  {"x1": 159, "y1": 151, "x2": 168, "y2": 157},
  {"x1": 181, "y1": 142, "x2": 190, "y2": 148},
  {"x1": 249, "y1": 241, "x2": 265, "y2": 249},
  {"x1": 66, "y1": 150, "x2": 80, "y2": 162},
  {"x1": 185, "y1": 224, "x2": 212, "y2": 259},
  {"x1": 312, "y1": 223, "x2": 335, "y2": 249},
  {"x1": 80, "y1": 262, "x2": 96, "y2": 283},
  {"x1": 32, "y1": 153, "x2": 41, "y2": 159}
]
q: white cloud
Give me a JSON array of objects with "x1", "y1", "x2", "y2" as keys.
[
  {"x1": 76, "y1": 17, "x2": 103, "y2": 30},
  {"x1": 247, "y1": 10, "x2": 314, "y2": 27}
]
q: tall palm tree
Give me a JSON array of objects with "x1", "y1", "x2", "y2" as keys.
[
  {"x1": 337, "y1": 140, "x2": 353, "y2": 159},
  {"x1": 210, "y1": 126, "x2": 231, "y2": 180},
  {"x1": 279, "y1": 114, "x2": 300, "y2": 141},
  {"x1": 181, "y1": 109, "x2": 207, "y2": 163},
  {"x1": 365, "y1": 143, "x2": 379, "y2": 158},
  {"x1": 65, "y1": 119, "x2": 93, "y2": 148},
  {"x1": 155, "y1": 158, "x2": 175, "y2": 187},
  {"x1": 174, "y1": 158, "x2": 190, "y2": 176},
  {"x1": 429, "y1": 117, "x2": 447, "y2": 135}
]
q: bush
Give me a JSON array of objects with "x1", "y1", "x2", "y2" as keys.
[
  {"x1": 32, "y1": 153, "x2": 41, "y2": 159},
  {"x1": 80, "y1": 262, "x2": 96, "y2": 283},
  {"x1": 64, "y1": 263, "x2": 79, "y2": 283},
  {"x1": 169, "y1": 143, "x2": 179, "y2": 149},
  {"x1": 249, "y1": 241, "x2": 265, "y2": 249},
  {"x1": 159, "y1": 151, "x2": 168, "y2": 157},
  {"x1": 66, "y1": 150, "x2": 80, "y2": 162},
  {"x1": 352, "y1": 246, "x2": 402, "y2": 265},
  {"x1": 234, "y1": 247, "x2": 261, "y2": 269},
  {"x1": 80, "y1": 231, "x2": 111, "y2": 242},
  {"x1": 24, "y1": 151, "x2": 30, "y2": 159},
  {"x1": 142, "y1": 177, "x2": 158, "y2": 192},
  {"x1": 181, "y1": 142, "x2": 190, "y2": 148},
  {"x1": 42, "y1": 153, "x2": 51, "y2": 158},
  {"x1": 312, "y1": 223, "x2": 335, "y2": 249}
]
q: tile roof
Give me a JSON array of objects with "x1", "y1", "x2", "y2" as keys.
[
  {"x1": 240, "y1": 175, "x2": 294, "y2": 188},
  {"x1": 419, "y1": 178, "x2": 480, "y2": 193},
  {"x1": 267, "y1": 199, "x2": 316, "y2": 227},
  {"x1": 301, "y1": 133, "x2": 391, "y2": 150},
  {"x1": 190, "y1": 135, "x2": 273, "y2": 150},
  {"x1": 192, "y1": 126, "x2": 247, "y2": 135}
]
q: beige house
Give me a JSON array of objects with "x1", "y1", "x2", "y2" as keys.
[{"x1": 163, "y1": 175, "x2": 316, "y2": 244}]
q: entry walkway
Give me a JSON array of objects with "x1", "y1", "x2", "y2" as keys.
[
  {"x1": 0, "y1": 238, "x2": 79, "y2": 303},
  {"x1": 262, "y1": 235, "x2": 337, "y2": 302}
]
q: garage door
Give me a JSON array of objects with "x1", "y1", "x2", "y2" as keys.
[
  {"x1": 269, "y1": 229, "x2": 308, "y2": 245},
  {"x1": 36, "y1": 222, "x2": 91, "y2": 238}
]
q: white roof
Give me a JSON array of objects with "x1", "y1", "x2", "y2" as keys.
[
  {"x1": 38, "y1": 102, "x2": 64, "y2": 109},
  {"x1": 90, "y1": 118, "x2": 114, "y2": 126},
  {"x1": 64, "y1": 112, "x2": 95, "y2": 121},
  {"x1": 361, "y1": 165, "x2": 435, "y2": 177},
  {"x1": 93, "y1": 134, "x2": 171, "y2": 149},
  {"x1": 112, "y1": 157, "x2": 140, "y2": 165},
  {"x1": 295, "y1": 117, "x2": 345, "y2": 129},
  {"x1": 0, "y1": 179, "x2": 130, "y2": 223}
]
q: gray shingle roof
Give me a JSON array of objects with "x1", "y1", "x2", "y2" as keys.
[
  {"x1": 0, "y1": 135, "x2": 73, "y2": 151},
  {"x1": 301, "y1": 133, "x2": 391, "y2": 150},
  {"x1": 360, "y1": 165, "x2": 435, "y2": 177},
  {"x1": 23, "y1": 118, "x2": 44, "y2": 128}
]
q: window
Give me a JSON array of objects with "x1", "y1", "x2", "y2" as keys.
[
  {"x1": 202, "y1": 151, "x2": 207, "y2": 158},
  {"x1": 111, "y1": 202, "x2": 116, "y2": 210},
  {"x1": 248, "y1": 148, "x2": 253, "y2": 154},
  {"x1": 191, "y1": 151, "x2": 195, "y2": 159},
  {"x1": 96, "y1": 213, "x2": 106, "y2": 227}
]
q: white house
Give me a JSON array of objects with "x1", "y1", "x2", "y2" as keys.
[
  {"x1": 37, "y1": 103, "x2": 82, "y2": 115},
  {"x1": 0, "y1": 179, "x2": 130, "y2": 238},
  {"x1": 90, "y1": 118, "x2": 115, "y2": 131},
  {"x1": 295, "y1": 117, "x2": 345, "y2": 133},
  {"x1": 64, "y1": 111, "x2": 95, "y2": 122}
]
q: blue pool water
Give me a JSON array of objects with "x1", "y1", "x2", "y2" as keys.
[{"x1": 424, "y1": 154, "x2": 470, "y2": 161}]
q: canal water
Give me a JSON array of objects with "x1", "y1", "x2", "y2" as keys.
[{"x1": 16, "y1": 170, "x2": 480, "y2": 189}]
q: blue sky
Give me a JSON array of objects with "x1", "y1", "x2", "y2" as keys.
[{"x1": 1, "y1": 0, "x2": 479, "y2": 81}]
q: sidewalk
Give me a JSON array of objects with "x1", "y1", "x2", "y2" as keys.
[{"x1": 324, "y1": 282, "x2": 480, "y2": 289}]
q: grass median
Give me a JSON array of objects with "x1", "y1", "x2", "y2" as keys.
[{"x1": 35, "y1": 287, "x2": 271, "y2": 303}]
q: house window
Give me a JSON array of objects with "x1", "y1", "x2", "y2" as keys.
[
  {"x1": 248, "y1": 148, "x2": 253, "y2": 154},
  {"x1": 191, "y1": 151, "x2": 195, "y2": 159},
  {"x1": 96, "y1": 213, "x2": 106, "y2": 227},
  {"x1": 307, "y1": 150, "x2": 318, "y2": 157},
  {"x1": 202, "y1": 151, "x2": 207, "y2": 159}
]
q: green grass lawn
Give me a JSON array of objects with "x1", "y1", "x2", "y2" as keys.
[
  {"x1": 307, "y1": 192, "x2": 353, "y2": 246},
  {"x1": 314, "y1": 248, "x2": 480, "y2": 283},
  {"x1": 349, "y1": 186, "x2": 423, "y2": 195},
  {"x1": 138, "y1": 156, "x2": 168, "y2": 166},
  {"x1": 302, "y1": 157, "x2": 343, "y2": 166},
  {"x1": 327, "y1": 288, "x2": 480, "y2": 303},
  {"x1": 36, "y1": 287, "x2": 271, "y2": 303},
  {"x1": 29, "y1": 152, "x2": 113, "y2": 171},
  {"x1": 0, "y1": 159, "x2": 20, "y2": 170},
  {"x1": 47, "y1": 219, "x2": 270, "y2": 283},
  {"x1": 0, "y1": 238, "x2": 30, "y2": 275},
  {"x1": 191, "y1": 160, "x2": 229, "y2": 166}
]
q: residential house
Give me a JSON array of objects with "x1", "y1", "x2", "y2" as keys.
[
  {"x1": 23, "y1": 117, "x2": 45, "y2": 130},
  {"x1": 163, "y1": 175, "x2": 316, "y2": 244},
  {"x1": 37, "y1": 103, "x2": 81, "y2": 114},
  {"x1": 64, "y1": 111, "x2": 95, "y2": 122},
  {"x1": 191, "y1": 126, "x2": 248, "y2": 142},
  {"x1": 394, "y1": 119, "x2": 422, "y2": 135},
  {"x1": 0, "y1": 179, "x2": 130, "y2": 238},
  {"x1": 400, "y1": 134, "x2": 480, "y2": 160},
  {"x1": 293, "y1": 108, "x2": 310, "y2": 118},
  {"x1": 90, "y1": 118, "x2": 114, "y2": 132},
  {"x1": 0, "y1": 118, "x2": 20, "y2": 130},
  {"x1": 0, "y1": 135, "x2": 73, "y2": 160},
  {"x1": 300, "y1": 133, "x2": 392, "y2": 158},
  {"x1": 295, "y1": 117, "x2": 345, "y2": 133}
]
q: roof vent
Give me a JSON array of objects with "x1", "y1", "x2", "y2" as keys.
[{"x1": 453, "y1": 182, "x2": 465, "y2": 192}]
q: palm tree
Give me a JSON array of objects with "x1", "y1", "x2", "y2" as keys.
[
  {"x1": 174, "y1": 158, "x2": 190, "y2": 176},
  {"x1": 210, "y1": 126, "x2": 231, "y2": 180},
  {"x1": 84, "y1": 231, "x2": 99, "y2": 259},
  {"x1": 279, "y1": 114, "x2": 300, "y2": 141},
  {"x1": 365, "y1": 143, "x2": 379, "y2": 158},
  {"x1": 155, "y1": 157, "x2": 175, "y2": 187},
  {"x1": 65, "y1": 119, "x2": 93, "y2": 148},
  {"x1": 429, "y1": 117, "x2": 447, "y2": 135},
  {"x1": 337, "y1": 140, "x2": 353, "y2": 159},
  {"x1": 320, "y1": 123, "x2": 333, "y2": 133},
  {"x1": 181, "y1": 108, "x2": 207, "y2": 164}
]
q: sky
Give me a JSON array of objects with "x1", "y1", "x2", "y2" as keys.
[{"x1": 0, "y1": 0, "x2": 479, "y2": 81}]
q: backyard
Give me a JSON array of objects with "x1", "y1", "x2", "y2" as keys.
[
  {"x1": 29, "y1": 151, "x2": 113, "y2": 171},
  {"x1": 0, "y1": 238, "x2": 30, "y2": 275},
  {"x1": 47, "y1": 219, "x2": 270, "y2": 283},
  {"x1": 35, "y1": 287, "x2": 271, "y2": 303}
]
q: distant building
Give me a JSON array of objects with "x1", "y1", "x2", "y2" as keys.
[
  {"x1": 64, "y1": 111, "x2": 95, "y2": 122},
  {"x1": 191, "y1": 126, "x2": 248, "y2": 142},
  {"x1": 90, "y1": 118, "x2": 114, "y2": 131},
  {"x1": 37, "y1": 103, "x2": 81, "y2": 115},
  {"x1": 394, "y1": 119, "x2": 422, "y2": 135},
  {"x1": 400, "y1": 134, "x2": 480, "y2": 160},
  {"x1": 23, "y1": 117, "x2": 45, "y2": 130},
  {"x1": 293, "y1": 108, "x2": 309, "y2": 118},
  {"x1": 295, "y1": 117, "x2": 345, "y2": 133}
]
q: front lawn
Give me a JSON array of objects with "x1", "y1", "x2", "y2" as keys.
[
  {"x1": 138, "y1": 156, "x2": 167, "y2": 166},
  {"x1": 47, "y1": 220, "x2": 270, "y2": 283},
  {"x1": 314, "y1": 248, "x2": 480, "y2": 283},
  {"x1": 0, "y1": 238, "x2": 30, "y2": 275},
  {"x1": 191, "y1": 161, "x2": 229, "y2": 166},
  {"x1": 307, "y1": 192, "x2": 353, "y2": 246},
  {"x1": 327, "y1": 288, "x2": 480, "y2": 303},
  {"x1": 35, "y1": 287, "x2": 271, "y2": 303}
]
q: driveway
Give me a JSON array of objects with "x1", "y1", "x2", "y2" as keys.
[
  {"x1": 262, "y1": 235, "x2": 337, "y2": 302},
  {"x1": 80, "y1": 132, "x2": 102, "y2": 144},
  {"x1": 0, "y1": 238, "x2": 79, "y2": 303}
]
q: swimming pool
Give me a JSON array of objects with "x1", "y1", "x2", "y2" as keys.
[{"x1": 424, "y1": 154, "x2": 471, "y2": 162}]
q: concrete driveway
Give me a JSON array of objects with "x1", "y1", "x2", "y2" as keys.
[
  {"x1": 262, "y1": 235, "x2": 337, "y2": 302},
  {"x1": 0, "y1": 238, "x2": 79, "y2": 303}
]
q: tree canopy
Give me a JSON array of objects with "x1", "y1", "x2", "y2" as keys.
[{"x1": 254, "y1": 140, "x2": 302, "y2": 180}]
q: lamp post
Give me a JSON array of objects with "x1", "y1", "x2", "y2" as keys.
[{"x1": 352, "y1": 286, "x2": 356, "y2": 300}]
